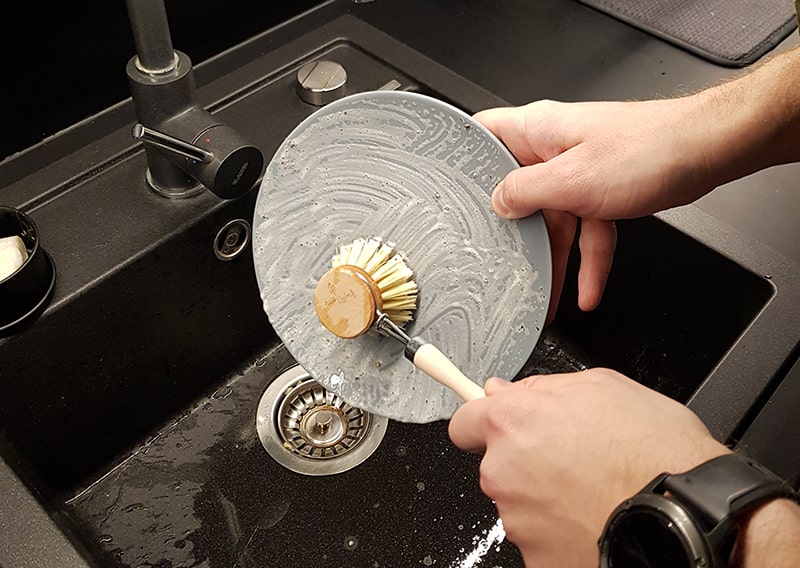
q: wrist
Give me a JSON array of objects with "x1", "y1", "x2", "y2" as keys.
[
  {"x1": 691, "y1": 46, "x2": 800, "y2": 187},
  {"x1": 731, "y1": 498, "x2": 800, "y2": 568},
  {"x1": 600, "y1": 453, "x2": 799, "y2": 568}
]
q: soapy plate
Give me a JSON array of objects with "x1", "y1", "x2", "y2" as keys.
[{"x1": 252, "y1": 90, "x2": 551, "y2": 422}]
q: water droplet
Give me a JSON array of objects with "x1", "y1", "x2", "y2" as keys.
[{"x1": 343, "y1": 536, "x2": 359, "y2": 551}]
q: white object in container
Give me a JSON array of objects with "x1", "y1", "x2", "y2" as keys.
[{"x1": 0, "y1": 236, "x2": 28, "y2": 281}]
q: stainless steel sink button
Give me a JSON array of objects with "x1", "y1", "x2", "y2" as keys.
[
  {"x1": 213, "y1": 219, "x2": 251, "y2": 261},
  {"x1": 296, "y1": 60, "x2": 347, "y2": 106}
]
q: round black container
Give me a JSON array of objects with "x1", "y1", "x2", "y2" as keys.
[{"x1": 0, "y1": 206, "x2": 56, "y2": 336}]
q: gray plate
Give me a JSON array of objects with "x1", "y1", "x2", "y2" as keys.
[{"x1": 253, "y1": 91, "x2": 551, "y2": 423}]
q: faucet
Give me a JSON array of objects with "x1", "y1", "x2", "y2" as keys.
[{"x1": 125, "y1": 0, "x2": 264, "y2": 199}]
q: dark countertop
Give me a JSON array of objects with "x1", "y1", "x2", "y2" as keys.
[{"x1": 1, "y1": 1, "x2": 798, "y2": 566}]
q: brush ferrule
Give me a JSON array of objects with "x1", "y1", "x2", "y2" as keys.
[
  {"x1": 375, "y1": 312, "x2": 411, "y2": 345},
  {"x1": 404, "y1": 336, "x2": 428, "y2": 362}
]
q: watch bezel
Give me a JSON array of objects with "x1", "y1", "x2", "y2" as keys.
[{"x1": 599, "y1": 492, "x2": 714, "y2": 568}]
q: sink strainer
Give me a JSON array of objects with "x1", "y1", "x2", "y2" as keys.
[{"x1": 256, "y1": 365, "x2": 388, "y2": 475}]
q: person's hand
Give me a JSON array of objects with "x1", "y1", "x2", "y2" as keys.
[
  {"x1": 448, "y1": 369, "x2": 730, "y2": 567},
  {"x1": 474, "y1": 97, "x2": 720, "y2": 320}
]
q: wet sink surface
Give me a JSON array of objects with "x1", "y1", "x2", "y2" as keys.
[
  {"x1": 61, "y1": 344, "x2": 521, "y2": 567},
  {"x1": 1, "y1": 10, "x2": 799, "y2": 568}
]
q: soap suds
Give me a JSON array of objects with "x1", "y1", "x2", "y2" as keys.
[{"x1": 450, "y1": 518, "x2": 506, "y2": 568}]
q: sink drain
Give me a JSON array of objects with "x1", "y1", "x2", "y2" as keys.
[{"x1": 256, "y1": 365, "x2": 388, "y2": 475}]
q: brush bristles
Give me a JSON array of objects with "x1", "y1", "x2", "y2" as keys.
[{"x1": 331, "y1": 237, "x2": 418, "y2": 325}]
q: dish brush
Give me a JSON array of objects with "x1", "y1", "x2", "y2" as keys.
[{"x1": 313, "y1": 237, "x2": 484, "y2": 401}]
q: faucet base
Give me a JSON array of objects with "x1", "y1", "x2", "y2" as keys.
[{"x1": 145, "y1": 169, "x2": 204, "y2": 199}]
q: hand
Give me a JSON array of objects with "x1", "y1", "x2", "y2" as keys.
[
  {"x1": 448, "y1": 369, "x2": 730, "y2": 567},
  {"x1": 474, "y1": 97, "x2": 718, "y2": 319}
]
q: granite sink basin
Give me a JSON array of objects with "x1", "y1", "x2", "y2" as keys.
[{"x1": 1, "y1": 10, "x2": 799, "y2": 568}]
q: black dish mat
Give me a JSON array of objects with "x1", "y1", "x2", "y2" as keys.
[{"x1": 577, "y1": 0, "x2": 797, "y2": 67}]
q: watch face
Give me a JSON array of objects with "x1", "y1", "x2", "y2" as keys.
[{"x1": 605, "y1": 510, "x2": 692, "y2": 568}]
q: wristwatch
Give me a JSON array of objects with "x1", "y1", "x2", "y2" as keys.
[{"x1": 598, "y1": 453, "x2": 798, "y2": 568}]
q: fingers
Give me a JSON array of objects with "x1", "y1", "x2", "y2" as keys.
[
  {"x1": 448, "y1": 371, "x2": 609, "y2": 455},
  {"x1": 577, "y1": 219, "x2": 616, "y2": 311},
  {"x1": 491, "y1": 164, "x2": 559, "y2": 219},
  {"x1": 473, "y1": 107, "x2": 547, "y2": 166},
  {"x1": 448, "y1": 398, "x2": 488, "y2": 454},
  {"x1": 448, "y1": 378, "x2": 517, "y2": 453},
  {"x1": 491, "y1": 152, "x2": 599, "y2": 220},
  {"x1": 542, "y1": 210, "x2": 578, "y2": 323},
  {"x1": 476, "y1": 106, "x2": 580, "y2": 220},
  {"x1": 477, "y1": 105, "x2": 616, "y2": 313}
]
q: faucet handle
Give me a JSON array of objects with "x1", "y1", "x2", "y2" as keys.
[
  {"x1": 131, "y1": 122, "x2": 264, "y2": 199},
  {"x1": 188, "y1": 125, "x2": 264, "y2": 199},
  {"x1": 132, "y1": 124, "x2": 214, "y2": 164}
]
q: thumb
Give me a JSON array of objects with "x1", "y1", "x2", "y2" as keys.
[{"x1": 492, "y1": 160, "x2": 586, "y2": 219}]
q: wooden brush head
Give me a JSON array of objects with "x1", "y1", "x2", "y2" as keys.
[
  {"x1": 314, "y1": 237, "x2": 419, "y2": 338},
  {"x1": 313, "y1": 265, "x2": 382, "y2": 338}
]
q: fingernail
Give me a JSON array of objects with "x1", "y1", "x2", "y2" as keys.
[{"x1": 491, "y1": 182, "x2": 510, "y2": 217}]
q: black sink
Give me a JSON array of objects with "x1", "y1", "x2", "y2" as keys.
[{"x1": 1, "y1": 9, "x2": 799, "y2": 568}]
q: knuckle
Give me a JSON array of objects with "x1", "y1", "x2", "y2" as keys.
[
  {"x1": 502, "y1": 524, "x2": 530, "y2": 548},
  {"x1": 581, "y1": 367, "x2": 629, "y2": 389},
  {"x1": 518, "y1": 375, "x2": 542, "y2": 389},
  {"x1": 592, "y1": 367, "x2": 626, "y2": 381},
  {"x1": 478, "y1": 459, "x2": 509, "y2": 501},
  {"x1": 527, "y1": 98, "x2": 560, "y2": 114}
]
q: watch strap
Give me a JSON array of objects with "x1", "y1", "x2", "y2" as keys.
[{"x1": 663, "y1": 453, "x2": 798, "y2": 528}]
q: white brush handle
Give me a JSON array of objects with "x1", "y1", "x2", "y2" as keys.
[{"x1": 408, "y1": 340, "x2": 485, "y2": 401}]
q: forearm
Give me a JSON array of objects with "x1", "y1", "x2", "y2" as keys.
[
  {"x1": 731, "y1": 498, "x2": 800, "y2": 567},
  {"x1": 692, "y1": 45, "x2": 800, "y2": 186}
]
